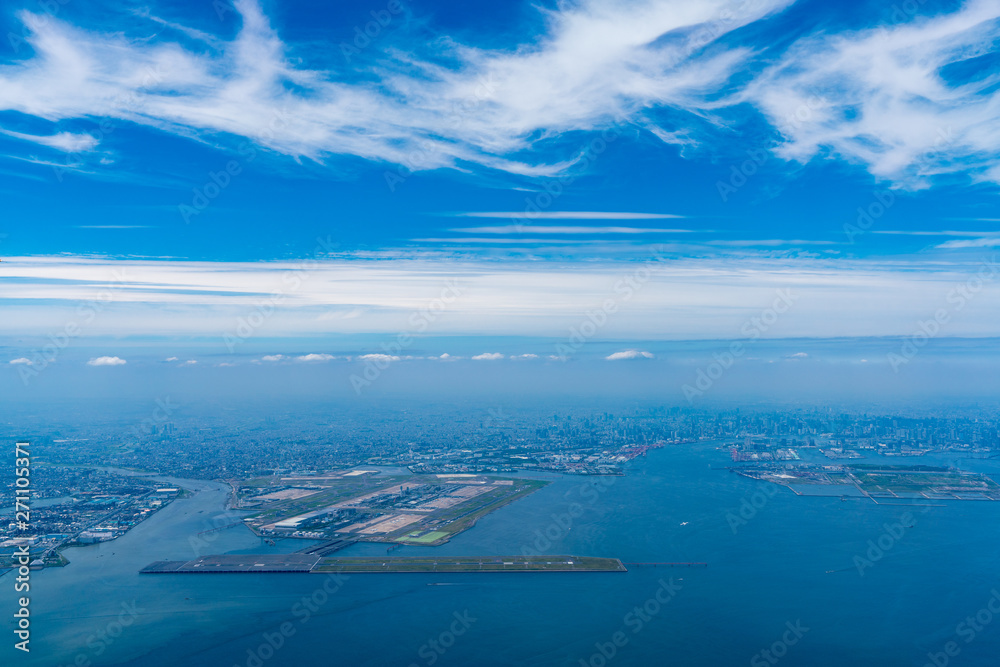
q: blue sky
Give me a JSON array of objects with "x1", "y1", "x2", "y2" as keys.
[{"x1": 1, "y1": 0, "x2": 999, "y2": 397}]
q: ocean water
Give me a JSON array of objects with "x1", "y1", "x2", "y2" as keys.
[{"x1": 4, "y1": 443, "x2": 1000, "y2": 666}]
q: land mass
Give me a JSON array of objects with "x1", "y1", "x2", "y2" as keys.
[
  {"x1": 238, "y1": 472, "x2": 549, "y2": 547},
  {"x1": 734, "y1": 464, "x2": 1000, "y2": 500}
]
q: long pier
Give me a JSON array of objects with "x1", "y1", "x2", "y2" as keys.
[{"x1": 623, "y1": 562, "x2": 708, "y2": 568}]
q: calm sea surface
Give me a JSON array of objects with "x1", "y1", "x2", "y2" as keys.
[{"x1": 4, "y1": 443, "x2": 1000, "y2": 666}]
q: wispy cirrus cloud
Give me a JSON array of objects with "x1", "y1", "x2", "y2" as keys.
[
  {"x1": 704, "y1": 239, "x2": 837, "y2": 247},
  {"x1": 2, "y1": 0, "x2": 997, "y2": 190},
  {"x1": 449, "y1": 225, "x2": 693, "y2": 234},
  {"x1": 936, "y1": 238, "x2": 1000, "y2": 249},
  {"x1": 873, "y1": 230, "x2": 1000, "y2": 237},
  {"x1": 448, "y1": 212, "x2": 685, "y2": 219},
  {"x1": 0, "y1": 0, "x2": 790, "y2": 177},
  {"x1": 740, "y1": 0, "x2": 1000, "y2": 188},
  {"x1": 0, "y1": 129, "x2": 100, "y2": 152},
  {"x1": 411, "y1": 236, "x2": 667, "y2": 244},
  {"x1": 75, "y1": 225, "x2": 153, "y2": 229}
]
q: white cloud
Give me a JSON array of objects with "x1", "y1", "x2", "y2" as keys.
[
  {"x1": 295, "y1": 353, "x2": 336, "y2": 362},
  {"x1": 9, "y1": 357, "x2": 33, "y2": 365},
  {"x1": 512, "y1": 353, "x2": 539, "y2": 359},
  {"x1": 451, "y1": 212, "x2": 684, "y2": 220},
  {"x1": 873, "y1": 230, "x2": 1000, "y2": 237},
  {"x1": 77, "y1": 225, "x2": 153, "y2": 229},
  {"x1": 450, "y1": 225, "x2": 693, "y2": 235},
  {"x1": 3, "y1": 252, "x2": 1000, "y2": 340},
  {"x1": 165, "y1": 356, "x2": 178, "y2": 361},
  {"x1": 260, "y1": 354, "x2": 285, "y2": 362},
  {"x1": 741, "y1": 0, "x2": 1000, "y2": 187},
  {"x1": 471, "y1": 352, "x2": 505, "y2": 360},
  {"x1": 605, "y1": 349, "x2": 654, "y2": 360},
  {"x1": 787, "y1": 352, "x2": 808, "y2": 358},
  {"x1": 937, "y1": 238, "x2": 1000, "y2": 249},
  {"x1": 412, "y1": 237, "x2": 617, "y2": 245},
  {"x1": 705, "y1": 239, "x2": 835, "y2": 247},
  {"x1": 1, "y1": 0, "x2": 997, "y2": 189},
  {"x1": 0, "y1": 129, "x2": 99, "y2": 152},
  {"x1": 87, "y1": 356, "x2": 126, "y2": 366},
  {"x1": 0, "y1": 0, "x2": 791, "y2": 176},
  {"x1": 182, "y1": 359, "x2": 197, "y2": 365},
  {"x1": 358, "y1": 353, "x2": 400, "y2": 362}
]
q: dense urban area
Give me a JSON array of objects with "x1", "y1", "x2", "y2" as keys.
[{"x1": 4, "y1": 401, "x2": 999, "y2": 568}]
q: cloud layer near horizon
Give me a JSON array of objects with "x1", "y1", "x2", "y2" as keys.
[{"x1": 2, "y1": 253, "x2": 999, "y2": 340}]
